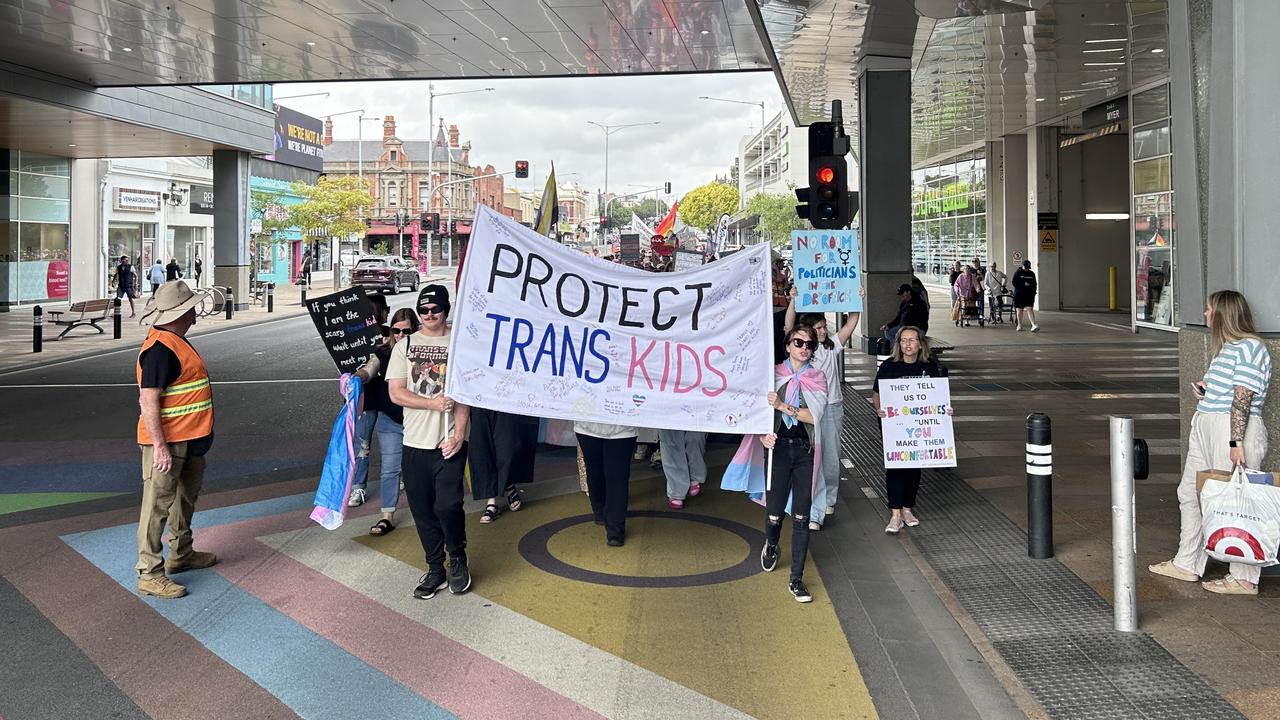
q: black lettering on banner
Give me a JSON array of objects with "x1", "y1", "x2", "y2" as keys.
[
  {"x1": 522, "y1": 253, "x2": 553, "y2": 306},
  {"x1": 652, "y1": 286, "x2": 678, "y2": 331},
  {"x1": 488, "y1": 244, "x2": 523, "y2": 293},
  {"x1": 555, "y1": 272, "x2": 589, "y2": 317},
  {"x1": 590, "y1": 280, "x2": 619, "y2": 323},
  {"x1": 618, "y1": 286, "x2": 645, "y2": 328},
  {"x1": 686, "y1": 282, "x2": 711, "y2": 331}
]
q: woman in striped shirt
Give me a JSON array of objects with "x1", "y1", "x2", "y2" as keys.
[{"x1": 1149, "y1": 290, "x2": 1272, "y2": 595}]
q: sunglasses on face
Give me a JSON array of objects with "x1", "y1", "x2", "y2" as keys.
[
  {"x1": 790, "y1": 338, "x2": 818, "y2": 351},
  {"x1": 418, "y1": 306, "x2": 443, "y2": 316},
  {"x1": 389, "y1": 327, "x2": 414, "y2": 335}
]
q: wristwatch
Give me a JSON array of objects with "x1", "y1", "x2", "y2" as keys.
[{"x1": 1229, "y1": 440, "x2": 1241, "y2": 448}]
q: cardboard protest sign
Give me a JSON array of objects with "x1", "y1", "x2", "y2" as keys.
[
  {"x1": 446, "y1": 205, "x2": 775, "y2": 434},
  {"x1": 791, "y1": 229, "x2": 862, "y2": 312},
  {"x1": 619, "y1": 233, "x2": 641, "y2": 263},
  {"x1": 306, "y1": 289, "x2": 383, "y2": 374},
  {"x1": 879, "y1": 377, "x2": 957, "y2": 468},
  {"x1": 674, "y1": 250, "x2": 704, "y2": 272}
]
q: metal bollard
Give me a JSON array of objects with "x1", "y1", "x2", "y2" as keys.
[
  {"x1": 32, "y1": 305, "x2": 43, "y2": 353},
  {"x1": 224, "y1": 286, "x2": 233, "y2": 320},
  {"x1": 300, "y1": 285, "x2": 307, "y2": 307},
  {"x1": 267, "y1": 282, "x2": 274, "y2": 313},
  {"x1": 1026, "y1": 413, "x2": 1054, "y2": 559},
  {"x1": 1110, "y1": 416, "x2": 1138, "y2": 632},
  {"x1": 113, "y1": 297, "x2": 122, "y2": 339}
]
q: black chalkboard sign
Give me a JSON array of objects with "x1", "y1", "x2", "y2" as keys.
[
  {"x1": 306, "y1": 289, "x2": 383, "y2": 374},
  {"x1": 619, "y1": 233, "x2": 641, "y2": 263}
]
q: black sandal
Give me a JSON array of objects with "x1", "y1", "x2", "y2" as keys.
[
  {"x1": 369, "y1": 518, "x2": 395, "y2": 536},
  {"x1": 480, "y1": 504, "x2": 500, "y2": 524},
  {"x1": 506, "y1": 487, "x2": 524, "y2": 512}
]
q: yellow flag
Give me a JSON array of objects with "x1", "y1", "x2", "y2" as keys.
[{"x1": 534, "y1": 163, "x2": 558, "y2": 237}]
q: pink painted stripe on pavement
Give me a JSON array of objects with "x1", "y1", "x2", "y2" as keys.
[{"x1": 198, "y1": 511, "x2": 602, "y2": 720}]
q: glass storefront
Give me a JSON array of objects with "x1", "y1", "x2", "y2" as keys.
[
  {"x1": 1, "y1": 151, "x2": 71, "y2": 304},
  {"x1": 108, "y1": 222, "x2": 158, "y2": 282},
  {"x1": 1132, "y1": 84, "x2": 1176, "y2": 328},
  {"x1": 911, "y1": 153, "x2": 988, "y2": 285}
]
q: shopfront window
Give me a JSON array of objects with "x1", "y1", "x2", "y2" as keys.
[
  {"x1": 911, "y1": 152, "x2": 987, "y2": 282},
  {"x1": 1132, "y1": 84, "x2": 1176, "y2": 328},
  {"x1": 1, "y1": 150, "x2": 70, "y2": 304}
]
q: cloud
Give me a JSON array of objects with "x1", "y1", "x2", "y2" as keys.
[{"x1": 274, "y1": 72, "x2": 784, "y2": 200}]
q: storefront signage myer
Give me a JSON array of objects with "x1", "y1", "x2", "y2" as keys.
[
  {"x1": 115, "y1": 188, "x2": 161, "y2": 212},
  {"x1": 189, "y1": 184, "x2": 215, "y2": 215}
]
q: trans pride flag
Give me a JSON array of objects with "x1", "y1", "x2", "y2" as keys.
[{"x1": 310, "y1": 374, "x2": 363, "y2": 529}]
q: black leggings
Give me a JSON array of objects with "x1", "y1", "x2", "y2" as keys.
[
  {"x1": 577, "y1": 433, "x2": 636, "y2": 542},
  {"x1": 765, "y1": 435, "x2": 814, "y2": 582},
  {"x1": 885, "y1": 468, "x2": 921, "y2": 509},
  {"x1": 402, "y1": 445, "x2": 468, "y2": 569}
]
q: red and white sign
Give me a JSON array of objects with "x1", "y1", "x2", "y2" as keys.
[{"x1": 45, "y1": 260, "x2": 69, "y2": 299}]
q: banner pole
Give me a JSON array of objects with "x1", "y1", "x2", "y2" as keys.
[{"x1": 766, "y1": 446, "x2": 774, "y2": 491}]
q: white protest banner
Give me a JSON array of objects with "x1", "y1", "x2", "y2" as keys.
[
  {"x1": 879, "y1": 377, "x2": 957, "y2": 468},
  {"x1": 447, "y1": 205, "x2": 775, "y2": 434},
  {"x1": 791, "y1": 229, "x2": 862, "y2": 312}
]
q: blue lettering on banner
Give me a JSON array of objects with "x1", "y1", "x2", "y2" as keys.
[{"x1": 486, "y1": 312, "x2": 610, "y2": 383}]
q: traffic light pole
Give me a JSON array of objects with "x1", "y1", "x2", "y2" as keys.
[{"x1": 426, "y1": 170, "x2": 516, "y2": 274}]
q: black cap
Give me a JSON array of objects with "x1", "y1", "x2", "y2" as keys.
[
  {"x1": 417, "y1": 284, "x2": 451, "y2": 316},
  {"x1": 896, "y1": 283, "x2": 914, "y2": 294}
]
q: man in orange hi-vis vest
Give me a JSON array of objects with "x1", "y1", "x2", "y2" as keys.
[{"x1": 134, "y1": 281, "x2": 217, "y2": 599}]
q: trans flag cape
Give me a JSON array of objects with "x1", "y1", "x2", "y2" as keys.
[
  {"x1": 721, "y1": 360, "x2": 827, "y2": 509},
  {"x1": 310, "y1": 373, "x2": 363, "y2": 529}
]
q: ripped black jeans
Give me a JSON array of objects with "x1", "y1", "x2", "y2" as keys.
[{"x1": 765, "y1": 434, "x2": 814, "y2": 581}]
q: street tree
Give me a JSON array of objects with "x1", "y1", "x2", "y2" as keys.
[
  {"x1": 287, "y1": 175, "x2": 373, "y2": 241},
  {"x1": 746, "y1": 191, "x2": 808, "y2": 248},
  {"x1": 679, "y1": 182, "x2": 739, "y2": 230}
]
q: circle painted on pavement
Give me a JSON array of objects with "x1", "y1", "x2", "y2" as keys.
[{"x1": 518, "y1": 511, "x2": 766, "y2": 588}]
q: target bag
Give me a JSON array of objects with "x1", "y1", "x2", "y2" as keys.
[{"x1": 1200, "y1": 466, "x2": 1280, "y2": 567}]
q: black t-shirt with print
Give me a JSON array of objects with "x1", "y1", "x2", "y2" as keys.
[{"x1": 874, "y1": 358, "x2": 944, "y2": 387}]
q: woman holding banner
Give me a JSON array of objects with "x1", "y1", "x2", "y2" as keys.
[
  {"x1": 873, "y1": 327, "x2": 948, "y2": 534},
  {"x1": 784, "y1": 289, "x2": 862, "y2": 531}
]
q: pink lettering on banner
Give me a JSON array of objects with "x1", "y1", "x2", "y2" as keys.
[{"x1": 46, "y1": 260, "x2": 69, "y2": 299}]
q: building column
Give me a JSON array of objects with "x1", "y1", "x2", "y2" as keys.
[
  {"x1": 857, "y1": 56, "x2": 912, "y2": 353},
  {"x1": 1170, "y1": 0, "x2": 1280, "y2": 466},
  {"x1": 212, "y1": 150, "x2": 250, "y2": 309},
  {"x1": 1001, "y1": 133, "x2": 1029, "y2": 278},
  {"x1": 985, "y1": 141, "x2": 1006, "y2": 270},
  {"x1": 1027, "y1": 126, "x2": 1060, "y2": 311}
]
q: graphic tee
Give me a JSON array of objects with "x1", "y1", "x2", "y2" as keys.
[{"x1": 386, "y1": 332, "x2": 451, "y2": 450}]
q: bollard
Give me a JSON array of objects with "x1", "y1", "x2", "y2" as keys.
[
  {"x1": 32, "y1": 305, "x2": 43, "y2": 353},
  {"x1": 113, "y1": 297, "x2": 122, "y2": 339},
  {"x1": 267, "y1": 282, "x2": 274, "y2": 313},
  {"x1": 301, "y1": 284, "x2": 307, "y2": 307},
  {"x1": 1026, "y1": 413, "x2": 1054, "y2": 559},
  {"x1": 224, "y1": 286, "x2": 233, "y2": 320},
  {"x1": 1110, "y1": 416, "x2": 1138, "y2": 632}
]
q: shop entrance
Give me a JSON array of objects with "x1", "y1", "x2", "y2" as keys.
[{"x1": 1057, "y1": 132, "x2": 1131, "y2": 311}]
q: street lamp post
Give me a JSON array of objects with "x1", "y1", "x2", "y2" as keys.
[
  {"x1": 586, "y1": 120, "x2": 661, "y2": 238},
  {"x1": 699, "y1": 96, "x2": 767, "y2": 200},
  {"x1": 426, "y1": 84, "x2": 494, "y2": 274}
]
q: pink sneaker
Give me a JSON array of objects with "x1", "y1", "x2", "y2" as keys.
[
  {"x1": 668, "y1": 498, "x2": 685, "y2": 509},
  {"x1": 688, "y1": 483, "x2": 702, "y2": 498}
]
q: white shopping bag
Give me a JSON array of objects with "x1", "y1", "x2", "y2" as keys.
[{"x1": 1200, "y1": 466, "x2": 1280, "y2": 567}]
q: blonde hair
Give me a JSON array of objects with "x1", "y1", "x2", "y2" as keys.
[
  {"x1": 890, "y1": 326, "x2": 932, "y2": 363},
  {"x1": 1208, "y1": 290, "x2": 1260, "y2": 356}
]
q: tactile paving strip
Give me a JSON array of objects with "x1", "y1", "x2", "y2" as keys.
[{"x1": 840, "y1": 350, "x2": 1244, "y2": 720}]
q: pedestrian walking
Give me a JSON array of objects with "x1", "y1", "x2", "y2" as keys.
[
  {"x1": 953, "y1": 265, "x2": 981, "y2": 327},
  {"x1": 947, "y1": 260, "x2": 962, "y2": 316},
  {"x1": 193, "y1": 254, "x2": 203, "y2": 288},
  {"x1": 1150, "y1": 290, "x2": 1271, "y2": 595},
  {"x1": 387, "y1": 285, "x2": 471, "y2": 599},
  {"x1": 576, "y1": 421, "x2": 638, "y2": 546},
  {"x1": 471, "y1": 408, "x2": 539, "y2": 523},
  {"x1": 984, "y1": 262, "x2": 1007, "y2": 322},
  {"x1": 166, "y1": 258, "x2": 182, "y2": 282},
  {"x1": 661, "y1": 428, "x2": 707, "y2": 509},
  {"x1": 874, "y1": 327, "x2": 951, "y2": 534},
  {"x1": 149, "y1": 259, "x2": 166, "y2": 294},
  {"x1": 134, "y1": 281, "x2": 218, "y2": 599},
  {"x1": 113, "y1": 255, "x2": 138, "y2": 318},
  {"x1": 349, "y1": 304, "x2": 408, "y2": 538},
  {"x1": 1012, "y1": 260, "x2": 1039, "y2": 332},
  {"x1": 784, "y1": 289, "x2": 861, "y2": 529},
  {"x1": 299, "y1": 250, "x2": 313, "y2": 289}
]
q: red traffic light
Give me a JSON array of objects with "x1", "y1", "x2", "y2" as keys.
[
  {"x1": 515, "y1": 160, "x2": 530, "y2": 178},
  {"x1": 815, "y1": 166, "x2": 835, "y2": 184}
]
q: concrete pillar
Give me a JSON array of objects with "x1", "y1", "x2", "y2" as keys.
[
  {"x1": 856, "y1": 56, "x2": 912, "y2": 353},
  {"x1": 1171, "y1": 0, "x2": 1280, "y2": 467},
  {"x1": 68, "y1": 159, "x2": 104, "y2": 303},
  {"x1": 1028, "y1": 126, "x2": 1060, "y2": 311},
  {"x1": 1001, "y1": 133, "x2": 1029, "y2": 272},
  {"x1": 985, "y1": 141, "x2": 1006, "y2": 271},
  {"x1": 212, "y1": 150, "x2": 251, "y2": 308}
]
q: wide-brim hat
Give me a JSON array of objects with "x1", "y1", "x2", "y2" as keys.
[{"x1": 139, "y1": 280, "x2": 209, "y2": 326}]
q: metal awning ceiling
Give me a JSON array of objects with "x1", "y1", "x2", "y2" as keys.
[{"x1": 0, "y1": 0, "x2": 772, "y2": 85}]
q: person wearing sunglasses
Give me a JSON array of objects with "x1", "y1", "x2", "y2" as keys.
[
  {"x1": 348, "y1": 293, "x2": 389, "y2": 511},
  {"x1": 348, "y1": 305, "x2": 414, "y2": 537},
  {"x1": 873, "y1": 326, "x2": 949, "y2": 534},
  {"x1": 387, "y1": 285, "x2": 472, "y2": 599},
  {"x1": 725, "y1": 325, "x2": 828, "y2": 603},
  {"x1": 784, "y1": 287, "x2": 862, "y2": 531}
]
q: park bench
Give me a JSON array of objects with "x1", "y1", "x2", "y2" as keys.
[{"x1": 46, "y1": 299, "x2": 112, "y2": 340}]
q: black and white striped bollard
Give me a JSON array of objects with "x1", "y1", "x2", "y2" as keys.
[{"x1": 1026, "y1": 413, "x2": 1053, "y2": 559}]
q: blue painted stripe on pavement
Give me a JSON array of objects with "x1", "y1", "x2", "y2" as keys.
[
  {"x1": 1, "y1": 459, "x2": 317, "y2": 494},
  {"x1": 62, "y1": 521, "x2": 455, "y2": 720}
]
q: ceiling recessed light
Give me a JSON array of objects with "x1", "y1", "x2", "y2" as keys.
[
  {"x1": 1035, "y1": 97, "x2": 1045, "y2": 102},
  {"x1": 1084, "y1": 62, "x2": 1125, "y2": 66},
  {"x1": 306, "y1": 41, "x2": 316, "y2": 46},
  {"x1": 1083, "y1": 47, "x2": 1123, "y2": 53},
  {"x1": 122, "y1": 47, "x2": 132, "y2": 52},
  {"x1": 700, "y1": 29, "x2": 710, "y2": 35},
  {"x1": 1085, "y1": 38, "x2": 1126, "y2": 44},
  {"x1": 499, "y1": 36, "x2": 509, "y2": 41},
  {"x1": 1151, "y1": 48, "x2": 1165, "y2": 54},
  {"x1": 68, "y1": 144, "x2": 76, "y2": 147}
]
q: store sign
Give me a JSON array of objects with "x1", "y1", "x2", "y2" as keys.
[
  {"x1": 189, "y1": 184, "x2": 215, "y2": 215},
  {"x1": 267, "y1": 105, "x2": 324, "y2": 172},
  {"x1": 115, "y1": 188, "x2": 161, "y2": 212},
  {"x1": 1083, "y1": 99, "x2": 1128, "y2": 129},
  {"x1": 46, "y1": 260, "x2": 69, "y2": 299}
]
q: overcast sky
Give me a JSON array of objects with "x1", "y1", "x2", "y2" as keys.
[{"x1": 274, "y1": 72, "x2": 785, "y2": 200}]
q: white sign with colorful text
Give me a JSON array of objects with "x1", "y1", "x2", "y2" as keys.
[
  {"x1": 879, "y1": 377, "x2": 957, "y2": 468},
  {"x1": 447, "y1": 205, "x2": 775, "y2": 434}
]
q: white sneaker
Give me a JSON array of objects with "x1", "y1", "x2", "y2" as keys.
[
  {"x1": 902, "y1": 509, "x2": 920, "y2": 527},
  {"x1": 808, "y1": 521, "x2": 822, "y2": 531},
  {"x1": 885, "y1": 516, "x2": 904, "y2": 534},
  {"x1": 1031, "y1": 325, "x2": 1040, "y2": 333},
  {"x1": 347, "y1": 488, "x2": 366, "y2": 507},
  {"x1": 825, "y1": 505, "x2": 835, "y2": 516},
  {"x1": 1015, "y1": 325, "x2": 1023, "y2": 332}
]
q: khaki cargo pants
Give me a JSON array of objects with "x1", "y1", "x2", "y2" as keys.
[{"x1": 136, "y1": 442, "x2": 206, "y2": 578}]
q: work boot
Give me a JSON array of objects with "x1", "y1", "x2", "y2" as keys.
[
  {"x1": 165, "y1": 550, "x2": 218, "y2": 574},
  {"x1": 137, "y1": 575, "x2": 187, "y2": 599}
]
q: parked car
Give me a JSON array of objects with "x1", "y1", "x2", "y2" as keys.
[{"x1": 351, "y1": 256, "x2": 419, "y2": 294}]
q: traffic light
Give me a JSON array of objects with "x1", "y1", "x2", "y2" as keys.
[
  {"x1": 664, "y1": 181, "x2": 671, "y2": 194},
  {"x1": 515, "y1": 160, "x2": 529, "y2": 179},
  {"x1": 449, "y1": 219, "x2": 457, "y2": 235},
  {"x1": 803, "y1": 101, "x2": 853, "y2": 229},
  {"x1": 795, "y1": 187, "x2": 811, "y2": 222},
  {"x1": 420, "y1": 212, "x2": 439, "y2": 232}
]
